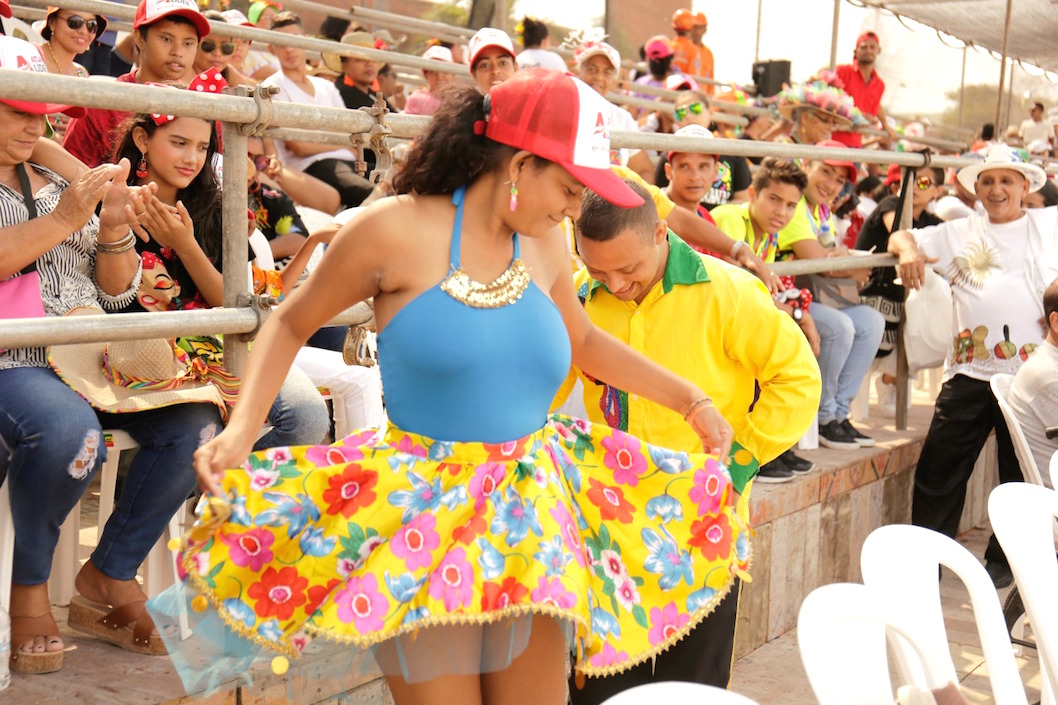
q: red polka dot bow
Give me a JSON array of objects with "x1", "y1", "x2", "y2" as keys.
[{"x1": 150, "y1": 67, "x2": 229, "y2": 126}]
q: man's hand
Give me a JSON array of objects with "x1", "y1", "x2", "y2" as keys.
[
  {"x1": 735, "y1": 246, "x2": 784, "y2": 294},
  {"x1": 687, "y1": 401, "x2": 733, "y2": 459}
]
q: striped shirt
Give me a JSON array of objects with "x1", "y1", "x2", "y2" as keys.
[{"x1": 0, "y1": 163, "x2": 141, "y2": 371}]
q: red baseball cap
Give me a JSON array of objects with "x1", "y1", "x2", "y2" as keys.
[
  {"x1": 486, "y1": 69, "x2": 644, "y2": 208},
  {"x1": 1, "y1": 0, "x2": 13, "y2": 19},
  {"x1": 815, "y1": 139, "x2": 858, "y2": 183},
  {"x1": 0, "y1": 36, "x2": 85, "y2": 117},
  {"x1": 468, "y1": 27, "x2": 515, "y2": 69},
  {"x1": 884, "y1": 163, "x2": 902, "y2": 187},
  {"x1": 856, "y1": 31, "x2": 880, "y2": 48},
  {"x1": 133, "y1": 0, "x2": 211, "y2": 38}
]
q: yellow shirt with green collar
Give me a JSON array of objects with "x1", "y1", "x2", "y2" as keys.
[
  {"x1": 553, "y1": 232, "x2": 821, "y2": 492},
  {"x1": 778, "y1": 196, "x2": 837, "y2": 256},
  {"x1": 711, "y1": 201, "x2": 780, "y2": 264}
]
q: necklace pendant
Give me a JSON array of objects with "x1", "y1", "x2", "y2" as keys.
[{"x1": 440, "y1": 258, "x2": 531, "y2": 308}]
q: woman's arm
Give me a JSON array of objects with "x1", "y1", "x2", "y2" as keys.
[
  {"x1": 277, "y1": 224, "x2": 339, "y2": 292},
  {"x1": 29, "y1": 139, "x2": 87, "y2": 184},
  {"x1": 537, "y1": 229, "x2": 733, "y2": 457}
]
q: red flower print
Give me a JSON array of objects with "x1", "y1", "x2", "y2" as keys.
[
  {"x1": 586, "y1": 478, "x2": 635, "y2": 523},
  {"x1": 247, "y1": 566, "x2": 309, "y2": 621},
  {"x1": 688, "y1": 514, "x2": 732, "y2": 561},
  {"x1": 322, "y1": 464, "x2": 378, "y2": 518},
  {"x1": 484, "y1": 439, "x2": 527, "y2": 462},
  {"x1": 452, "y1": 503, "x2": 488, "y2": 545},
  {"x1": 480, "y1": 576, "x2": 529, "y2": 611},
  {"x1": 305, "y1": 578, "x2": 342, "y2": 616}
]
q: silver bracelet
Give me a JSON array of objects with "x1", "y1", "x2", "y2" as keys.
[
  {"x1": 96, "y1": 230, "x2": 136, "y2": 255},
  {"x1": 729, "y1": 240, "x2": 748, "y2": 258}
]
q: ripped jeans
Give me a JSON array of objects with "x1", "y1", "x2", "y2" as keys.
[{"x1": 0, "y1": 366, "x2": 223, "y2": 584}]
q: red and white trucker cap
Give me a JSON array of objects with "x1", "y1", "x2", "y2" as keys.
[
  {"x1": 468, "y1": 27, "x2": 515, "y2": 69},
  {"x1": 134, "y1": 0, "x2": 211, "y2": 38},
  {"x1": 0, "y1": 36, "x2": 85, "y2": 117},
  {"x1": 485, "y1": 68, "x2": 644, "y2": 208}
]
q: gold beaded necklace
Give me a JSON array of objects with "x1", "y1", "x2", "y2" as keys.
[{"x1": 44, "y1": 41, "x2": 76, "y2": 77}]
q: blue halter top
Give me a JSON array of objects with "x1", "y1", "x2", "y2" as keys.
[{"x1": 377, "y1": 186, "x2": 571, "y2": 443}]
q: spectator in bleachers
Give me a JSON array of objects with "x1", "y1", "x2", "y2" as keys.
[
  {"x1": 562, "y1": 181, "x2": 819, "y2": 702},
  {"x1": 35, "y1": 7, "x2": 105, "y2": 141},
  {"x1": 241, "y1": 0, "x2": 280, "y2": 80},
  {"x1": 514, "y1": 15, "x2": 566, "y2": 72},
  {"x1": 934, "y1": 157, "x2": 985, "y2": 221},
  {"x1": 628, "y1": 35, "x2": 674, "y2": 113},
  {"x1": 1020, "y1": 102, "x2": 1052, "y2": 147},
  {"x1": 403, "y1": 44, "x2": 454, "y2": 116},
  {"x1": 662, "y1": 124, "x2": 717, "y2": 220},
  {"x1": 194, "y1": 11, "x2": 254, "y2": 88},
  {"x1": 62, "y1": 0, "x2": 211, "y2": 168},
  {"x1": 670, "y1": 9, "x2": 713, "y2": 95},
  {"x1": 0, "y1": 35, "x2": 222, "y2": 673},
  {"x1": 833, "y1": 31, "x2": 897, "y2": 148},
  {"x1": 711, "y1": 157, "x2": 819, "y2": 481},
  {"x1": 737, "y1": 108, "x2": 777, "y2": 165},
  {"x1": 1009, "y1": 277, "x2": 1058, "y2": 487},
  {"x1": 856, "y1": 163, "x2": 944, "y2": 416},
  {"x1": 374, "y1": 62, "x2": 406, "y2": 111},
  {"x1": 111, "y1": 80, "x2": 330, "y2": 452},
  {"x1": 322, "y1": 31, "x2": 391, "y2": 111},
  {"x1": 778, "y1": 141, "x2": 884, "y2": 449},
  {"x1": 889, "y1": 144, "x2": 1055, "y2": 586},
  {"x1": 1026, "y1": 178, "x2": 1058, "y2": 209},
  {"x1": 774, "y1": 78, "x2": 865, "y2": 151},
  {"x1": 263, "y1": 11, "x2": 375, "y2": 208},
  {"x1": 219, "y1": 9, "x2": 256, "y2": 82},
  {"x1": 467, "y1": 27, "x2": 516, "y2": 95}
]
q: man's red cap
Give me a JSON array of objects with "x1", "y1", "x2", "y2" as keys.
[
  {"x1": 0, "y1": 0, "x2": 12, "y2": 19},
  {"x1": 134, "y1": 0, "x2": 211, "y2": 38},
  {"x1": 856, "y1": 31, "x2": 879, "y2": 48}
]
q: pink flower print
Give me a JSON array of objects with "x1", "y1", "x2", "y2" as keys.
[
  {"x1": 469, "y1": 462, "x2": 506, "y2": 507},
  {"x1": 613, "y1": 576, "x2": 641, "y2": 612},
  {"x1": 688, "y1": 459, "x2": 727, "y2": 516},
  {"x1": 339, "y1": 429, "x2": 379, "y2": 448},
  {"x1": 333, "y1": 574, "x2": 389, "y2": 632},
  {"x1": 221, "y1": 528, "x2": 275, "y2": 571},
  {"x1": 598, "y1": 549, "x2": 628, "y2": 582},
  {"x1": 571, "y1": 417, "x2": 593, "y2": 435},
  {"x1": 530, "y1": 576, "x2": 577, "y2": 610},
  {"x1": 648, "y1": 602, "x2": 689, "y2": 646},
  {"x1": 336, "y1": 557, "x2": 357, "y2": 578},
  {"x1": 602, "y1": 433, "x2": 647, "y2": 487},
  {"x1": 359, "y1": 535, "x2": 386, "y2": 564},
  {"x1": 247, "y1": 465, "x2": 280, "y2": 491},
  {"x1": 264, "y1": 447, "x2": 293, "y2": 463},
  {"x1": 393, "y1": 435, "x2": 428, "y2": 458},
  {"x1": 428, "y1": 548, "x2": 474, "y2": 610},
  {"x1": 305, "y1": 444, "x2": 364, "y2": 467},
  {"x1": 550, "y1": 504, "x2": 586, "y2": 567},
  {"x1": 588, "y1": 642, "x2": 628, "y2": 669},
  {"x1": 290, "y1": 631, "x2": 312, "y2": 654},
  {"x1": 391, "y1": 514, "x2": 440, "y2": 570}
]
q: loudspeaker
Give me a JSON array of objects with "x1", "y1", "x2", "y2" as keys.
[{"x1": 752, "y1": 60, "x2": 791, "y2": 97}]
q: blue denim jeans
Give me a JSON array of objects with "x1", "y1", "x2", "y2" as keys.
[
  {"x1": 255, "y1": 365, "x2": 330, "y2": 450},
  {"x1": 0, "y1": 367, "x2": 223, "y2": 583},
  {"x1": 809, "y1": 302, "x2": 885, "y2": 424}
]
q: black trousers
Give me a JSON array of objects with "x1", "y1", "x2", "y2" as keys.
[
  {"x1": 569, "y1": 580, "x2": 741, "y2": 705},
  {"x1": 911, "y1": 375, "x2": 1023, "y2": 564},
  {"x1": 304, "y1": 158, "x2": 375, "y2": 209}
]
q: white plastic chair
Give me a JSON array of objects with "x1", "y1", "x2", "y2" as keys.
[
  {"x1": 0, "y1": 475, "x2": 14, "y2": 612},
  {"x1": 860, "y1": 524, "x2": 1028, "y2": 705},
  {"x1": 599, "y1": 681, "x2": 761, "y2": 705},
  {"x1": 991, "y1": 374, "x2": 1047, "y2": 487},
  {"x1": 990, "y1": 482, "x2": 1058, "y2": 701},
  {"x1": 798, "y1": 582, "x2": 961, "y2": 705}
]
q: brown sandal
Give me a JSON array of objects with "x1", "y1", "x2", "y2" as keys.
[
  {"x1": 9, "y1": 614, "x2": 64, "y2": 674},
  {"x1": 67, "y1": 595, "x2": 167, "y2": 656}
]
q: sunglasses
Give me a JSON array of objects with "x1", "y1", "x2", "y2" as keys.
[
  {"x1": 252, "y1": 154, "x2": 271, "y2": 172},
  {"x1": 56, "y1": 14, "x2": 100, "y2": 34},
  {"x1": 915, "y1": 176, "x2": 935, "y2": 191},
  {"x1": 200, "y1": 39, "x2": 236, "y2": 56},
  {"x1": 674, "y1": 102, "x2": 705, "y2": 122}
]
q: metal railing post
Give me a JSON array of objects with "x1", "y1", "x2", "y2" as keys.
[{"x1": 221, "y1": 98, "x2": 251, "y2": 376}]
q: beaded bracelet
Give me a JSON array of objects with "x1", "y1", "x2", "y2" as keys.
[
  {"x1": 682, "y1": 396, "x2": 713, "y2": 421},
  {"x1": 96, "y1": 230, "x2": 136, "y2": 255}
]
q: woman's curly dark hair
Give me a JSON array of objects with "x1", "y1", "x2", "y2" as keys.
[
  {"x1": 393, "y1": 84, "x2": 520, "y2": 196},
  {"x1": 113, "y1": 114, "x2": 224, "y2": 266}
]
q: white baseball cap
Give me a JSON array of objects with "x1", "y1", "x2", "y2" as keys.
[
  {"x1": 468, "y1": 28, "x2": 515, "y2": 69},
  {"x1": 0, "y1": 36, "x2": 85, "y2": 117},
  {"x1": 668, "y1": 123, "x2": 715, "y2": 159},
  {"x1": 573, "y1": 41, "x2": 620, "y2": 71},
  {"x1": 133, "y1": 0, "x2": 210, "y2": 38},
  {"x1": 422, "y1": 45, "x2": 453, "y2": 63}
]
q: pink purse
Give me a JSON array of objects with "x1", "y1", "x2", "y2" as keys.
[{"x1": 0, "y1": 163, "x2": 47, "y2": 352}]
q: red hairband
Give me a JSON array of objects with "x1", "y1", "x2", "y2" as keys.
[{"x1": 149, "y1": 67, "x2": 229, "y2": 126}]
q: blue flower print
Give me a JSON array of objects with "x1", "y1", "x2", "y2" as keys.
[
  {"x1": 388, "y1": 472, "x2": 443, "y2": 522},
  {"x1": 687, "y1": 585, "x2": 718, "y2": 612},
  {"x1": 547, "y1": 440, "x2": 582, "y2": 493},
  {"x1": 644, "y1": 495, "x2": 684, "y2": 524},
  {"x1": 591, "y1": 606, "x2": 621, "y2": 638},
  {"x1": 402, "y1": 606, "x2": 431, "y2": 625},
  {"x1": 258, "y1": 619, "x2": 283, "y2": 642},
  {"x1": 427, "y1": 440, "x2": 455, "y2": 461},
  {"x1": 223, "y1": 597, "x2": 256, "y2": 630},
  {"x1": 384, "y1": 571, "x2": 426, "y2": 603},
  {"x1": 475, "y1": 537, "x2": 507, "y2": 580},
  {"x1": 228, "y1": 493, "x2": 251, "y2": 526},
  {"x1": 642, "y1": 527, "x2": 693, "y2": 589},
  {"x1": 736, "y1": 531, "x2": 750, "y2": 563},
  {"x1": 490, "y1": 486, "x2": 543, "y2": 548},
  {"x1": 255, "y1": 492, "x2": 321, "y2": 538},
  {"x1": 534, "y1": 536, "x2": 573, "y2": 577},
  {"x1": 648, "y1": 446, "x2": 693, "y2": 475},
  {"x1": 440, "y1": 484, "x2": 468, "y2": 511},
  {"x1": 299, "y1": 526, "x2": 336, "y2": 557}
]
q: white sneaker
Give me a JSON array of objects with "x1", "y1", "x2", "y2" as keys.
[{"x1": 875, "y1": 377, "x2": 896, "y2": 418}]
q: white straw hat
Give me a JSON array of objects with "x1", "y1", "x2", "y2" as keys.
[{"x1": 956, "y1": 143, "x2": 1047, "y2": 194}]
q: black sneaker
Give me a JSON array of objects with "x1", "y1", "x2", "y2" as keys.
[
  {"x1": 780, "y1": 449, "x2": 814, "y2": 473},
  {"x1": 818, "y1": 420, "x2": 860, "y2": 450},
  {"x1": 840, "y1": 419, "x2": 876, "y2": 447},
  {"x1": 756, "y1": 458, "x2": 795, "y2": 484},
  {"x1": 985, "y1": 560, "x2": 1013, "y2": 589}
]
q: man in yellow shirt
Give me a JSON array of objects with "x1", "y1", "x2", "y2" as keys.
[{"x1": 562, "y1": 179, "x2": 820, "y2": 702}]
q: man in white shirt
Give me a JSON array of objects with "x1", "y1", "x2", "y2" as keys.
[
  {"x1": 1020, "y1": 102, "x2": 1052, "y2": 147},
  {"x1": 262, "y1": 12, "x2": 374, "y2": 208},
  {"x1": 1009, "y1": 279, "x2": 1058, "y2": 487},
  {"x1": 889, "y1": 144, "x2": 1058, "y2": 588}
]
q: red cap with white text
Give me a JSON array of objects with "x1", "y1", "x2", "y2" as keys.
[
  {"x1": 133, "y1": 0, "x2": 210, "y2": 38},
  {"x1": 0, "y1": 36, "x2": 85, "y2": 117}
]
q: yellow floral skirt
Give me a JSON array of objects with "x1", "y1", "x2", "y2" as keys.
[{"x1": 149, "y1": 414, "x2": 754, "y2": 692}]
